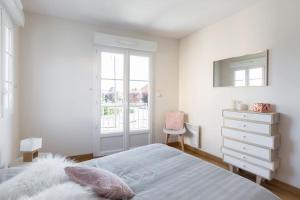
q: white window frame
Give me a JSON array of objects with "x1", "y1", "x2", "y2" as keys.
[
  {"x1": 128, "y1": 50, "x2": 153, "y2": 135},
  {"x1": 234, "y1": 66, "x2": 265, "y2": 87},
  {"x1": 92, "y1": 46, "x2": 154, "y2": 156},
  {"x1": 0, "y1": 7, "x2": 15, "y2": 118}
]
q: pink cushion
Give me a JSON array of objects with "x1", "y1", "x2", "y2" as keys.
[
  {"x1": 65, "y1": 166, "x2": 135, "y2": 200},
  {"x1": 165, "y1": 111, "x2": 185, "y2": 130}
]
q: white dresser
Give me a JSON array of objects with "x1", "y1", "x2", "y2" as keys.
[{"x1": 221, "y1": 109, "x2": 280, "y2": 184}]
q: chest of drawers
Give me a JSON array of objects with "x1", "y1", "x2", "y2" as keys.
[{"x1": 221, "y1": 109, "x2": 280, "y2": 184}]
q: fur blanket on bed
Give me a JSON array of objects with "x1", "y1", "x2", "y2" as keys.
[
  {"x1": 0, "y1": 155, "x2": 107, "y2": 200},
  {"x1": 18, "y1": 182, "x2": 104, "y2": 200}
]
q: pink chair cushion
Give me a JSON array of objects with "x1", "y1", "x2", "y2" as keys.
[
  {"x1": 65, "y1": 166, "x2": 135, "y2": 200},
  {"x1": 165, "y1": 111, "x2": 185, "y2": 130}
]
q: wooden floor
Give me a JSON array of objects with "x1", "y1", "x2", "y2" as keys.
[{"x1": 169, "y1": 143, "x2": 300, "y2": 200}]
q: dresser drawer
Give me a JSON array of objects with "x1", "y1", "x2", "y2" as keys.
[
  {"x1": 222, "y1": 128, "x2": 280, "y2": 149},
  {"x1": 223, "y1": 110, "x2": 279, "y2": 124},
  {"x1": 224, "y1": 155, "x2": 272, "y2": 180},
  {"x1": 222, "y1": 147, "x2": 279, "y2": 171},
  {"x1": 223, "y1": 119, "x2": 277, "y2": 136},
  {"x1": 223, "y1": 138, "x2": 276, "y2": 161}
]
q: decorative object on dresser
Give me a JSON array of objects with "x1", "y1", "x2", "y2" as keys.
[
  {"x1": 221, "y1": 109, "x2": 280, "y2": 184},
  {"x1": 232, "y1": 100, "x2": 248, "y2": 111},
  {"x1": 251, "y1": 103, "x2": 272, "y2": 113}
]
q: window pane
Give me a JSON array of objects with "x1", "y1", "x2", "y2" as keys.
[
  {"x1": 4, "y1": 54, "x2": 9, "y2": 81},
  {"x1": 3, "y1": 82, "x2": 9, "y2": 110},
  {"x1": 249, "y1": 79, "x2": 263, "y2": 86},
  {"x1": 235, "y1": 80, "x2": 246, "y2": 87},
  {"x1": 129, "y1": 81, "x2": 149, "y2": 130},
  {"x1": 130, "y1": 56, "x2": 149, "y2": 81},
  {"x1": 249, "y1": 67, "x2": 263, "y2": 79},
  {"x1": 101, "y1": 52, "x2": 124, "y2": 79},
  {"x1": 101, "y1": 106, "x2": 123, "y2": 133},
  {"x1": 8, "y1": 84, "x2": 13, "y2": 109},
  {"x1": 130, "y1": 105, "x2": 149, "y2": 131},
  {"x1": 5, "y1": 27, "x2": 12, "y2": 54},
  {"x1": 4, "y1": 54, "x2": 13, "y2": 82},
  {"x1": 129, "y1": 81, "x2": 149, "y2": 104},
  {"x1": 234, "y1": 70, "x2": 246, "y2": 81},
  {"x1": 101, "y1": 80, "x2": 123, "y2": 105},
  {"x1": 234, "y1": 70, "x2": 246, "y2": 86}
]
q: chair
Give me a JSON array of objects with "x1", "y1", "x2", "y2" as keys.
[{"x1": 163, "y1": 111, "x2": 186, "y2": 151}]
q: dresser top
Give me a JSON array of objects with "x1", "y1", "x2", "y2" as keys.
[{"x1": 223, "y1": 109, "x2": 278, "y2": 116}]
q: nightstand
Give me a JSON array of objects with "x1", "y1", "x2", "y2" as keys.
[{"x1": 9, "y1": 153, "x2": 50, "y2": 168}]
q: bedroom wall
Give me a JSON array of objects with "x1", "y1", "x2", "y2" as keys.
[
  {"x1": 179, "y1": 0, "x2": 300, "y2": 188},
  {"x1": 19, "y1": 13, "x2": 179, "y2": 156}
]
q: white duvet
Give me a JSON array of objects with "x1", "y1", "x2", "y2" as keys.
[{"x1": 0, "y1": 144, "x2": 280, "y2": 200}]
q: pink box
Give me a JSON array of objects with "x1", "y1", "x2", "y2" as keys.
[{"x1": 252, "y1": 103, "x2": 272, "y2": 113}]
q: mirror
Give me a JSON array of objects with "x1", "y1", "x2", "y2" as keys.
[{"x1": 213, "y1": 50, "x2": 268, "y2": 87}]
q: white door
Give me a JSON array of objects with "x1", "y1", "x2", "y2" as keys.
[
  {"x1": 94, "y1": 48, "x2": 152, "y2": 156},
  {"x1": 128, "y1": 52, "x2": 152, "y2": 149}
]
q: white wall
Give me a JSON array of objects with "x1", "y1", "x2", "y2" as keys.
[
  {"x1": 20, "y1": 13, "x2": 178, "y2": 156},
  {"x1": 179, "y1": 0, "x2": 300, "y2": 188}
]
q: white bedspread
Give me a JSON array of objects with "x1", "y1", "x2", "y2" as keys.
[
  {"x1": 0, "y1": 144, "x2": 280, "y2": 200},
  {"x1": 83, "y1": 144, "x2": 280, "y2": 200}
]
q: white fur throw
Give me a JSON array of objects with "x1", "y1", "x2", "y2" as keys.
[
  {"x1": 0, "y1": 155, "x2": 75, "y2": 200},
  {"x1": 17, "y1": 182, "x2": 106, "y2": 200}
]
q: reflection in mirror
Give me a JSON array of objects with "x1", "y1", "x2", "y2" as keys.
[{"x1": 213, "y1": 50, "x2": 268, "y2": 87}]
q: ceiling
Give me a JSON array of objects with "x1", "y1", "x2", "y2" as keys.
[{"x1": 21, "y1": 0, "x2": 260, "y2": 39}]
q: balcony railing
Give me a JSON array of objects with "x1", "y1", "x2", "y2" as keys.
[{"x1": 101, "y1": 103, "x2": 148, "y2": 133}]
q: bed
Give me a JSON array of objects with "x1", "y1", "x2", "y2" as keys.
[
  {"x1": 0, "y1": 144, "x2": 280, "y2": 200},
  {"x1": 83, "y1": 144, "x2": 279, "y2": 200}
]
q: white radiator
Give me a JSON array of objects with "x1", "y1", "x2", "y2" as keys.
[
  {"x1": 0, "y1": 152, "x2": 4, "y2": 169},
  {"x1": 184, "y1": 123, "x2": 201, "y2": 149}
]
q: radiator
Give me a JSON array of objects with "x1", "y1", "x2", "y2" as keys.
[
  {"x1": 184, "y1": 123, "x2": 201, "y2": 149},
  {"x1": 0, "y1": 152, "x2": 4, "y2": 169}
]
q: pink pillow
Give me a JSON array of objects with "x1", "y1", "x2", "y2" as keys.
[
  {"x1": 65, "y1": 166, "x2": 135, "y2": 200},
  {"x1": 165, "y1": 111, "x2": 185, "y2": 130}
]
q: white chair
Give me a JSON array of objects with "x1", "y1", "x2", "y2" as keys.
[{"x1": 163, "y1": 111, "x2": 186, "y2": 151}]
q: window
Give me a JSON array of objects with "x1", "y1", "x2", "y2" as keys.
[
  {"x1": 99, "y1": 51, "x2": 151, "y2": 134},
  {"x1": 234, "y1": 70, "x2": 246, "y2": 87},
  {"x1": 129, "y1": 55, "x2": 150, "y2": 131},
  {"x1": 100, "y1": 52, "x2": 124, "y2": 133},
  {"x1": 234, "y1": 67, "x2": 264, "y2": 87},
  {"x1": 0, "y1": 9, "x2": 14, "y2": 117},
  {"x1": 3, "y1": 27, "x2": 13, "y2": 110},
  {"x1": 249, "y1": 68, "x2": 263, "y2": 86}
]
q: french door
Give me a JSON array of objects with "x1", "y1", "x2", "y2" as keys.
[{"x1": 94, "y1": 47, "x2": 152, "y2": 156}]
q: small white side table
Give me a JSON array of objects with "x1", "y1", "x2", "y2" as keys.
[{"x1": 9, "y1": 153, "x2": 50, "y2": 168}]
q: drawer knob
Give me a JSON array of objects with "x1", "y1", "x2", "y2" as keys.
[
  {"x1": 242, "y1": 156, "x2": 247, "y2": 159},
  {"x1": 243, "y1": 115, "x2": 246, "y2": 118},
  {"x1": 242, "y1": 165, "x2": 246, "y2": 168},
  {"x1": 242, "y1": 135, "x2": 247, "y2": 139},
  {"x1": 242, "y1": 146, "x2": 246, "y2": 150},
  {"x1": 243, "y1": 124, "x2": 247, "y2": 127}
]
